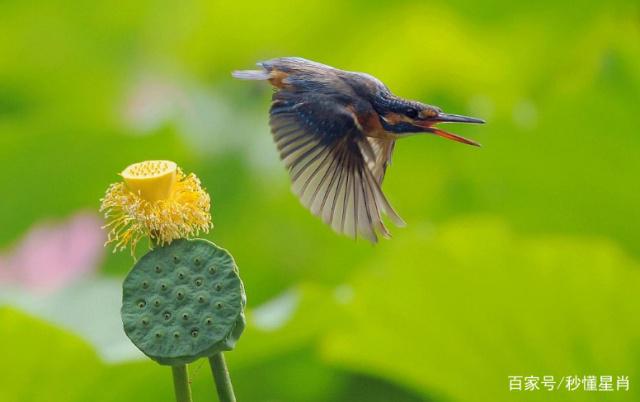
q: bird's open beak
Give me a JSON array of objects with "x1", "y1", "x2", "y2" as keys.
[{"x1": 416, "y1": 112, "x2": 485, "y2": 147}]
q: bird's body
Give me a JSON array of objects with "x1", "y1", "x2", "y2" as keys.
[{"x1": 233, "y1": 57, "x2": 484, "y2": 242}]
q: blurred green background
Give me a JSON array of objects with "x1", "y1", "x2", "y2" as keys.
[{"x1": 1, "y1": 0, "x2": 639, "y2": 401}]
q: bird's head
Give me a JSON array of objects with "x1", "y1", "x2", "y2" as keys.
[{"x1": 378, "y1": 99, "x2": 485, "y2": 146}]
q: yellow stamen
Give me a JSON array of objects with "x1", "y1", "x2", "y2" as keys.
[{"x1": 100, "y1": 160, "x2": 212, "y2": 256}]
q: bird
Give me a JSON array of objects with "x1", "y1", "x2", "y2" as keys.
[{"x1": 233, "y1": 57, "x2": 484, "y2": 243}]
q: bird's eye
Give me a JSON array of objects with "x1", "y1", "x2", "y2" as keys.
[{"x1": 406, "y1": 108, "x2": 419, "y2": 119}]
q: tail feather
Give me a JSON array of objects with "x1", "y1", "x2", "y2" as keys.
[{"x1": 232, "y1": 69, "x2": 270, "y2": 80}]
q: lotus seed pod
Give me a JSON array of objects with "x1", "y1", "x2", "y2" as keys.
[{"x1": 121, "y1": 239, "x2": 246, "y2": 366}]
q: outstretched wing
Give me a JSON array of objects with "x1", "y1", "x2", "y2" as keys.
[{"x1": 269, "y1": 91, "x2": 404, "y2": 242}]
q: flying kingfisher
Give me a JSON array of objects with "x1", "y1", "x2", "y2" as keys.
[{"x1": 233, "y1": 57, "x2": 484, "y2": 243}]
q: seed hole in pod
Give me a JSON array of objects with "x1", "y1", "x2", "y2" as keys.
[
  {"x1": 216, "y1": 302, "x2": 223, "y2": 309},
  {"x1": 195, "y1": 278, "x2": 203, "y2": 287},
  {"x1": 160, "y1": 283, "x2": 167, "y2": 291},
  {"x1": 191, "y1": 328, "x2": 199, "y2": 337},
  {"x1": 173, "y1": 332, "x2": 180, "y2": 339},
  {"x1": 153, "y1": 300, "x2": 161, "y2": 307},
  {"x1": 137, "y1": 300, "x2": 146, "y2": 308},
  {"x1": 182, "y1": 313, "x2": 189, "y2": 320},
  {"x1": 155, "y1": 332, "x2": 162, "y2": 338},
  {"x1": 173, "y1": 255, "x2": 179, "y2": 263},
  {"x1": 205, "y1": 318, "x2": 213, "y2": 325},
  {"x1": 176, "y1": 291, "x2": 184, "y2": 300},
  {"x1": 142, "y1": 281, "x2": 149, "y2": 289},
  {"x1": 155, "y1": 265, "x2": 162, "y2": 273},
  {"x1": 194, "y1": 258, "x2": 201, "y2": 266},
  {"x1": 178, "y1": 272, "x2": 185, "y2": 280},
  {"x1": 208, "y1": 266, "x2": 216, "y2": 274},
  {"x1": 215, "y1": 284, "x2": 222, "y2": 291},
  {"x1": 163, "y1": 311, "x2": 172, "y2": 320},
  {"x1": 141, "y1": 318, "x2": 149, "y2": 326},
  {"x1": 197, "y1": 295, "x2": 206, "y2": 303}
]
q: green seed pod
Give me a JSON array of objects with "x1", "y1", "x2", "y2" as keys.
[{"x1": 122, "y1": 239, "x2": 246, "y2": 366}]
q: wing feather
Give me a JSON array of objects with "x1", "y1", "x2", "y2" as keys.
[
  {"x1": 269, "y1": 93, "x2": 403, "y2": 242},
  {"x1": 364, "y1": 137, "x2": 396, "y2": 184}
]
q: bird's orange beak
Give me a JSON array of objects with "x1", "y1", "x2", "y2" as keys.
[{"x1": 417, "y1": 113, "x2": 485, "y2": 147}]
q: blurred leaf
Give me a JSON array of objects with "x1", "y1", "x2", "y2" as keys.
[
  {"x1": 0, "y1": 307, "x2": 103, "y2": 402},
  {"x1": 322, "y1": 218, "x2": 640, "y2": 401}
]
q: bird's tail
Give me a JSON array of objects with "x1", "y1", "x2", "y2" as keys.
[{"x1": 231, "y1": 69, "x2": 270, "y2": 80}]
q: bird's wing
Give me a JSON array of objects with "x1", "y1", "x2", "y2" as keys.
[
  {"x1": 363, "y1": 137, "x2": 396, "y2": 184},
  {"x1": 269, "y1": 92, "x2": 404, "y2": 242}
]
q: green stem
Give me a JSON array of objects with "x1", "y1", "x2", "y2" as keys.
[
  {"x1": 209, "y1": 353, "x2": 237, "y2": 402},
  {"x1": 172, "y1": 365, "x2": 193, "y2": 402}
]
